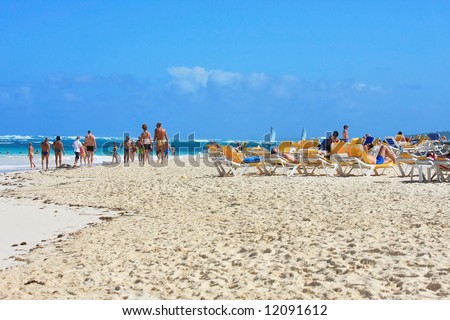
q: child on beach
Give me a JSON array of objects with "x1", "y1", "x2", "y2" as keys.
[
  {"x1": 164, "y1": 141, "x2": 170, "y2": 160},
  {"x1": 137, "y1": 138, "x2": 144, "y2": 164},
  {"x1": 28, "y1": 142, "x2": 36, "y2": 168},
  {"x1": 72, "y1": 136, "x2": 83, "y2": 167},
  {"x1": 80, "y1": 143, "x2": 86, "y2": 166},
  {"x1": 130, "y1": 140, "x2": 136, "y2": 162},
  {"x1": 112, "y1": 142, "x2": 118, "y2": 163}
]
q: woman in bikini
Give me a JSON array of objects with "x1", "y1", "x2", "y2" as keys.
[
  {"x1": 28, "y1": 142, "x2": 36, "y2": 169},
  {"x1": 141, "y1": 124, "x2": 153, "y2": 165}
]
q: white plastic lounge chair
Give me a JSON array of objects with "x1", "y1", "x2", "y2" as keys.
[{"x1": 434, "y1": 158, "x2": 450, "y2": 182}]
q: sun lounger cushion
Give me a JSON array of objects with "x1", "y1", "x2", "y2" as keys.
[{"x1": 243, "y1": 157, "x2": 260, "y2": 163}]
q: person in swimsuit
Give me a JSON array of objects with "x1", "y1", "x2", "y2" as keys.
[
  {"x1": 342, "y1": 125, "x2": 349, "y2": 142},
  {"x1": 322, "y1": 131, "x2": 340, "y2": 153},
  {"x1": 84, "y1": 130, "x2": 96, "y2": 167},
  {"x1": 141, "y1": 124, "x2": 153, "y2": 164},
  {"x1": 271, "y1": 147, "x2": 300, "y2": 164},
  {"x1": 395, "y1": 131, "x2": 407, "y2": 143},
  {"x1": 80, "y1": 142, "x2": 86, "y2": 166},
  {"x1": 123, "y1": 136, "x2": 131, "y2": 164},
  {"x1": 154, "y1": 122, "x2": 169, "y2": 164},
  {"x1": 112, "y1": 142, "x2": 118, "y2": 163},
  {"x1": 28, "y1": 142, "x2": 36, "y2": 169},
  {"x1": 164, "y1": 141, "x2": 170, "y2": 159},
  {"x1": 130, "y1": 140, "x2": 136, "y2": 163},
  {"x1": 53, "y1": 136, "x2": 65, "y2": 167},
  {"x1": 364, "y1": 144, "x2": 396, "y2": 165},
  {"x1": 137, "y1": 138, "x2": 144, "y2": 164},
  {"x1": 40, "y1": 137, "x2": 51, "y2": 170}
]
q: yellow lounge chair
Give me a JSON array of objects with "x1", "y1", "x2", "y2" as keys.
[
  {"x1": 346, "y1": 144, "x2": 397, "y2": 176},
  {"x1": 220, "y1": 145, "x2": 268, "y2": 176},
  {"x1": 278, "y1": 141, "x2": 293, "y2": 153},
  {"x1": 300, "y1": 149, "x2": 338, "y2": 176}
]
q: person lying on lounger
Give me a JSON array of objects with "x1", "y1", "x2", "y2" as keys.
[
  {"x1": 426, "y1": 151, "x2": 438, "y2": 161},
  {"x1": 364, "y1": 144, "x2": 396, "y2": 165},
  {"x1": 271, "y1": 147, "x2": 300, "y2": 164}
]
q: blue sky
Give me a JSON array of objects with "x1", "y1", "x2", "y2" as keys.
[{"x1": 1, "y1": 0, "x2": 449, "y2": 140}]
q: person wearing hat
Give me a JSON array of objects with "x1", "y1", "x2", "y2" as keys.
[
  {"x1": 342, "y1": 125, "x2": 349, "y2": 142},
  {"x1": 84, "y1": 130, "x2": 97, "y2": 167}
]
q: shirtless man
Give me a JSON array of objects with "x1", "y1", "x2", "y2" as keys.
[
  {"x1": 154, "y1": 122, "x2": 169, "y2": 164},
  {"x1": 84, "y1": 130, "x2": 96, "y2": 167},
  {"x1": 28, "y1": 142, "x2": 36, "y2": 169},
  {"x1": 141, "y1": 124, "x2": 153, "y2": 164},
  {"x1": 40, "y1": 137, "x2": 51, "y2": 170},
  {"x1": 342, "y1": 125, "x2": 349, "y2": 142},
  {"x1": 123, "y1": 136, "x2": 131, "y2": 164},
  {"x1": 53, "y1": 136, "x2": 65, "y2": 167}
]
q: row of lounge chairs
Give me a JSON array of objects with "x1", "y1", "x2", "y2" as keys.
[{"x1": 207, "y1": 135, "x2": 450, "y2": 182}]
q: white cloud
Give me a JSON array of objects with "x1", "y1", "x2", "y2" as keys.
[
  {"x1": 246, "y1": 73, "x2": 269, "y2": 88},
  {"x1": 352, "y1": 81, "x2": 382, "y2": 93},
  {"x1": 168, "y1": 66, "x2": 209, "y2": 93},
  {"x1": 168, "y1": 66, "x2": 244, "y2": 93},
  {"x1": 270, "y1": 75, "x2": 300, "y2": 98},
  {"x1": 209, "y1": 70, "x2": 242, "y2": 87}
]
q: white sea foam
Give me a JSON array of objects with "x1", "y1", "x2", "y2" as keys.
[
  {"x1": 0, "y1": 154, "x2": 113, "y2": 173},
  {"x1": 0, "y1": 135, "x2": 33, "y2": 140}
]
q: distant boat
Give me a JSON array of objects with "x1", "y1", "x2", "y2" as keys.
[
  {"x1": 262, "y1": 126, "x2": 276, "y2": 148},
  {"x1": 270, "y1": 126, "x2": 276, "y2": 143},
  {"x1": 301, "y1": 127, "x2": 306, "y2": 141}
]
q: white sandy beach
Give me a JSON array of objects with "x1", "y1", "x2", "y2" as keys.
[
  {"x1": 0, "y1": 160, "x2": 449, "y2": 299},
  {"x1": 0, "y1": 196, "x2": 117, "y2": 270}
]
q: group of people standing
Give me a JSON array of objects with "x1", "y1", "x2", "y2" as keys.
[
  {"x1": 111, "y1": 122, "x2": 170, "y2": 165},
  {"x1": 136, "y1": 122, "x2": 169, "y2": 165},
  {"x1": 28, "y1": 130, "x2": 96, "y2": 169},
  {"x1": 28, "y1": 122, "x2": 170, "y2": 170}
]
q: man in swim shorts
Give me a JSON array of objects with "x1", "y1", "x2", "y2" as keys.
[
  {"x1": 40, "y1": 137, "x2": 51, "y2": 170},
  {"x1": 84, "y1": 130, "x2": 96, "y2": 167},
  {"x1": 53, "y1": 136, "x2": 65, "y2": 167},
  {"x1": 364, "y1": 144, "x2": 396, "y2": 165},
  {"x1": 154, "y1": 122, "x2": 169, "y2": 164}
]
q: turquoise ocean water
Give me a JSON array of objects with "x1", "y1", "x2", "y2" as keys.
[{"x1": 0, "y1": 135, "x2": 275, "y2": 173}]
